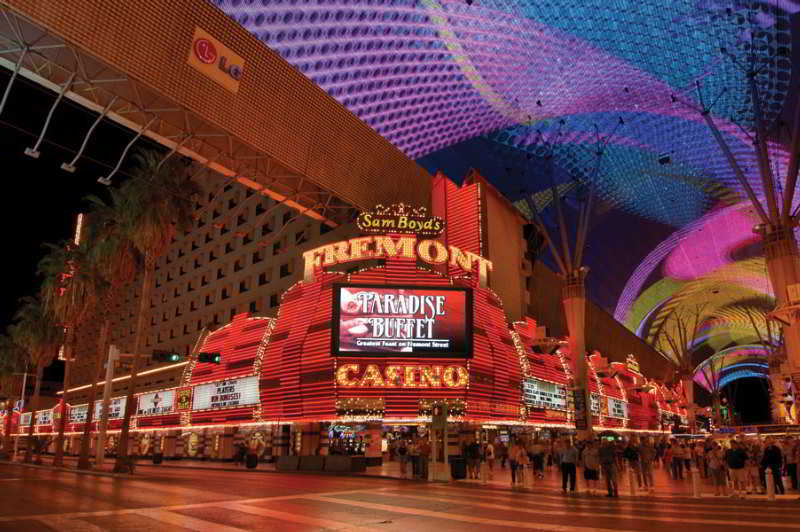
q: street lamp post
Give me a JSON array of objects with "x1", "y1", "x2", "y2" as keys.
[{"x1": 12, "y1": 371, "x2": 34, "y2": 460}]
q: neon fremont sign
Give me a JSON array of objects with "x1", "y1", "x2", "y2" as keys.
[
  {"x1": 336, "y1": 364, "x2": 469, "y2": 388},
  {"x1": 303, "y1": 235, "x2": 493, "y2": 285}
]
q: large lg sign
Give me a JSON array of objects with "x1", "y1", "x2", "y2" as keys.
[{"x1": 194, "y1": 37, "x2": 243, "y2": 81}]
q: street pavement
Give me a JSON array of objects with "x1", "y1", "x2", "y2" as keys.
[{"x1": 0, "y1": 461, "x2": 798, "y2": 531}]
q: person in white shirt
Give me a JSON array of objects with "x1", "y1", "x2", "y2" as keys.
[{"x1": 485, "y1": 440, "x2": 496, "y2": 479}]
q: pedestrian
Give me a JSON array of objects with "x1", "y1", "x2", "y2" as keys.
[
  {"x1": 466, "y1": 438, "x2": 481, "y2": 480},
  {"x1": 663, "y1": 443, "x2": 673, "y2": 478},
  {"x1": 514, "y1": 440, "x2": 530, "y2": 486},
  {"x1": 509, "y1": 438, "x2": 520, "y2": 485},
  {"x1": 708, "y1": 442, "x2": 727, "y2": 497},
  {"x1": 418, "y1": 437, "x2": 430, "y2": 480},
  {"x1": 234, "y1": 441, "x2": 246, "y2": 467},
  {"x1": 623, "y1": 437, "x2": 642, "y2": 488},
  {"x1": 485, "y1": 439, "x2": 496, "y2": 480},
  {"x1": 397, "y1": 439, "x2": 408, "y2": 478},
  {"x1": 560, "y1": 438, "x2": 578, "y2": 494},
  {"x1": 672, "y1": 443, "x2": 685, "y2": 480},
  {"x1": 409, "y1": 438, "x2": 420, "y2": 479},
  {"x1": 639, "y1": 438, "x2": 655, "y2": 492},
  {"x1": 762, "y1": 437, "x2": 785, "y2": 495},
  {"x1": 499, "y1": 440, "x2": 508, "y2": 469},
  {"x1": 746, "y1": 441, "x2": 763, "y2": 494},
  {"x1": 531, "y1": 438, "x2": 545, "y2": 479},
  {"x1": 583, "y1": 440, "x2": 600, "y2": 495},
  {"x1": 599, "y1": 438, "x2": 618, "y2": 497},
  {"x1": 725, "y1": 440, "x2": 748, "y2": 498},
  {"x1": 788, "y1": 438, "x2": 799, "y2": 491}
]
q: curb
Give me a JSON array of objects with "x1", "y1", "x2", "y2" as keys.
[{"x1": 0, "y1": 460, "x2": 138, "y2": 479}]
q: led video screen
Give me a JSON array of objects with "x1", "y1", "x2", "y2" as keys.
[{"x1": 333, "y1": 284, "x2": 472, "y2": 357}]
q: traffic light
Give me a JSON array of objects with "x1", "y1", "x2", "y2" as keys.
[
  {"x1": 152, "y1": 350, "x2": 182, "y2": 363},
  {"x1": 197, "y1": 352, "x2": 221, "y2": 364}
]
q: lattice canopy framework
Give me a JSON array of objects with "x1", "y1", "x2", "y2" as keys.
[{"x1": 213, "y1": 0, "x2": 797, "y2": 372}]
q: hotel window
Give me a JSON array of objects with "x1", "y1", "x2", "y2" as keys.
[
  {"x1": 242, "y1": 232, "x2": 253, "y2": 245},
  {"x1": 272, "y1": 241, "x2": 281, "y2": 255},
  {"x1": 217, "y1": 267, "x2": 225, "y2": 279},
  {"x1": 245, "y1": 189, "x2": 254, "y2": 198},
  {"x1": 234, "y1": 259, "x2": 243, "y2": 272},
  {"x1": 237, "y1": 214, "x2": 246, "y2": 226},
  {"x1": 255, "y1": 203, "x2": 266, "y2": 215},
  {"x1": 190, "y1": 300, "x2": 197, "y2": 311},
  {"x1": 229, "y1": 307, "x2": 236, "y2": 321},
  {"x1": 213, "y1": 314, "x2": 220, "y2": 325},
  {"x1": 249, "y1": 301, "x2": 258, "y2": 313},
  {"x1": 258, "y1": 271, "x2": 270, "y2": 286},
  {"x1": 194, "y1": 258, "x2": 201, "y2": 269},
  {"x1": 239, "y1": 279, "x2": 250, "y2": 293},
  {"x1": 270, "y1": 294, "x2": 279, "y2": 307},
  {"x1": 228, "y1": 197, "x2": 237, "y2": 209},
  {"x1": 320, "y1": 223, "x2": 333, "y2": 235},
  {"x1": 191, "y1": 240, "x2": 199, "y2": 251},
  {"x1": 252, "y1": 250, "x2": 263, "y2": 264},
  {"x1": 296, "y1": 230, "x2": 308, "y2": 245},
  {"x1": 205, "y1": 232, "x2": 212, "y2": 243},
  {"x1": 209, "y1": 250, "x2": 217, "y2": 262},
  {"x1": 225, "y1": 242, "x2": 234, "y2": 254},
  {"x1": 280, "y1": 260, "x2": 293, "y2": 278},
  {"x1": 205, "y1": 293, "x2": 213, "y2": 306},
  {"x1": 222, "y1": 287, "x2": 231, "y2": 300},
  {"x1": 187, "y1": 281, "x2": 194, "y2": 292},
  {"x1": 166, "y1": 272, "x2": 173, "y2": 282},
  {"x1": 212, "y1": 209, "x2": 221, "y2": 219},
  {"x1": 201, "y1": 275, "x2": 208, "y2": 286},
  {"x1": 197, "y1": 320, "x2": 203, "y2": 331},
  {"x1": 175, "y1": 305, "x2": 182, "y2": 317},
  {"x1": 173, "y1": 287, "x2": 180, "y2": 298},
  {"x1": 261, "y1": 222, "x2": 273, "y2": 236}
]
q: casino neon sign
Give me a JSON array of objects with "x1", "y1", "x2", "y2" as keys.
[
  {"x1": 336, "y1": 364, "x2": 469, "y2": 388},
  {"x1": 303, "y1": 235, "x2": 493, "y2": 285}
]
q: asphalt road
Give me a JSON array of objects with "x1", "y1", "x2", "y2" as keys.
[{"x1": 0, "y1": 463, "x2": 797, "y2": 531}]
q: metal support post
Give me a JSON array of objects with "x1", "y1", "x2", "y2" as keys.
[
  {"x1": 629, "y1": 464, "x2": 638, "y2": 496},
  {"x1": 62, "y1": 96, "x2": 118, "y2": 173},
  {"x1": 0, "y1": 48, "x2": 27, "y2": 117},
  {"x1": 766, "y1": 468, "x2": 776, "y2": 500},
  {"x1": 25, "y1": 73, "x2": 76, "y2": 159},
  {"x1": 98, "y1": 116, "x2": 156, "y2": 185},
  {"x1": 691, "y1": 465, "x2": 701, "y2": 498},
  {"x1": 12, "y1": 371, "x2": 30, "y2": 460}
]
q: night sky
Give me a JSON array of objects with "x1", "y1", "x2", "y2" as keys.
[{"x1": 0, "y1": 69, "x2": 160, "y2": 332}]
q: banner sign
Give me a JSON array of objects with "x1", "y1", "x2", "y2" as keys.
[
  {"x1": 136, "y1": 390, "x2": 175, "y2": 417},
  {"x1": 192, "y1": 375, "x2": 259, "y2": 411},
  {"x1": 69, "y1": 404, "x2": 89, "y2": 424},
  {"x1": 333, "y1": 284, "x2": 472, "y2": 357},
  {"x1": 95, "y1": 397, "x2": 127, "y2": 421},
  {"x1": 356, "y1": 203, "x2": 445, "y2": 237},
  {"x1": 522, "y1": 378, "x2": 567, "y2": 410},
  {"x1": 35, "y1": 410, "x2": 52, "y2": 425},
  {"x1": 573, "y1": 389, "x2": 587, "y2": 431},
  {"x1": 176, "y1": 387, "x2": 193, "y2": 411},
  {"x1": 607, "y1": 397, "x2": 628, "y2": 419}
]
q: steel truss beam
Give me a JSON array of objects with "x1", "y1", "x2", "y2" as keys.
[{"x1": 0, "y1": 6, "x2": 356, "y2": 226}]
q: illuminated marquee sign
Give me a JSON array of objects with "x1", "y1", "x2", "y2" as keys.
[
  {"x1": 187, "y1": 27, "x2": 245, "y2": 93},
  {"x1": 626, "y1": 354, "x2": 642, "y2": 374},
  {"x1": 136, "y1": 390, "x2": 175, "y2": 417},
  {"x1": 336, "y1": 364, "x2": 468, "y2": 388},
  {"x1": 95, "y1": 397, "x2": 126, "y2": 421},
  {"x1": 356, "y1": 203, "x2": 445, "y2": 237},
  {"x1": 522, "y1": 378, "x2": 567, "y2": 410},
  {"x1": 334, "y1": 285, "x2": 471, "y2": 357},
  {"x1": 303, "y1": 235, "x2": 493, "y2": 286},
  {"x1": 69, "y1": 404, "x2": 88, "y2": 424},
  {"x1": 35, "y1": 410, "x2": 52, "y2": 426},
  {"x1": 192, "y1": 376, "x2": 259, "y2": 411},
  {"x1": 607, "y1": 397, "x2": 628, "y2": 419}
]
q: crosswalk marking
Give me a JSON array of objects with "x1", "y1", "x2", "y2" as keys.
[
  {"x1": 373, "y1": 490, "x2": 800, "y2": 529},
  {"x1": 220, "y1": 501, "x2": 369, "y2": 530},
  {"x1": 305, "y1": 495, "x2": 643, "y2": 532},
  {"x1": 428, "y1": 484, "x2": 800, "y2": 513},
  {"x1": 133, "y1": 508, "x2": 248, "y2": 532},
  {"x1": 37, "y1": 517, "x2": 107, "y2": 531}
]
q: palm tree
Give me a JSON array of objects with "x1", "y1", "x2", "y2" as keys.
[
  {"x1": 651, "y1": 303, "x2": 707, "y2": 434},
  {"x1": 74, "y1": 199, "x2": 137, "y2": 470},
  {"x1": 38, "y1": 238, "x2": 105, "y2": 467},
  {"x1": 0, "y1": 333, "x2": 26, "y2": 455},
  {"x1": 112, "y1": 151, "x2": 200, "y2": 473},
  {"x1": 10, "y1": 296, "x2": 64, "y2": 463}
]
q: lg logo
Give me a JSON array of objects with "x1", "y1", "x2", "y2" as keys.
[{"x1": 193, "y1": 37, "x2": 243, "y2": 81}]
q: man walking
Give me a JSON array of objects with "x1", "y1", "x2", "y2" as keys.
[
  {"x1": 639, "y1": 439, "x2": 655, "y2": 492},
  {"x1": 725, "y1": 441, "x2": 748, "y2": 498},
  {"x1": 560, "y1": 439, "x2": 578, "y2": 494},
  {"x1": 599, "y1": 438, "x2": 618, "y2": 497},
  {"x1": 762, "y1": 437, "x2": 785, "y2": 495}
]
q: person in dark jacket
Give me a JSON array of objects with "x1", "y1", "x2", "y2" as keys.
[{"x1": 761, "y1": 438, "x2": 785, "y2": 495}]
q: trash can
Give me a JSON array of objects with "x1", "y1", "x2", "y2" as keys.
[
  {"x1": 152, "y1": 453, "x2": 163, "y2": 465},
  {"x1": 246, "y1": 453, "x2": 258, "y2": 469},
  {"x1": 449, "y1": 457, "x2": 466, "y2": 480}
]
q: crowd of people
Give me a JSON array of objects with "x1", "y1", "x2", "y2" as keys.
[{"x1": 386, "y1": 432, "x2": 800, "y2": 498}]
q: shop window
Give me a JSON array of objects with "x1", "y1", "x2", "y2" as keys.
[{"x1": 270, "y1": 294, "x2": 279, "y2": 307}]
